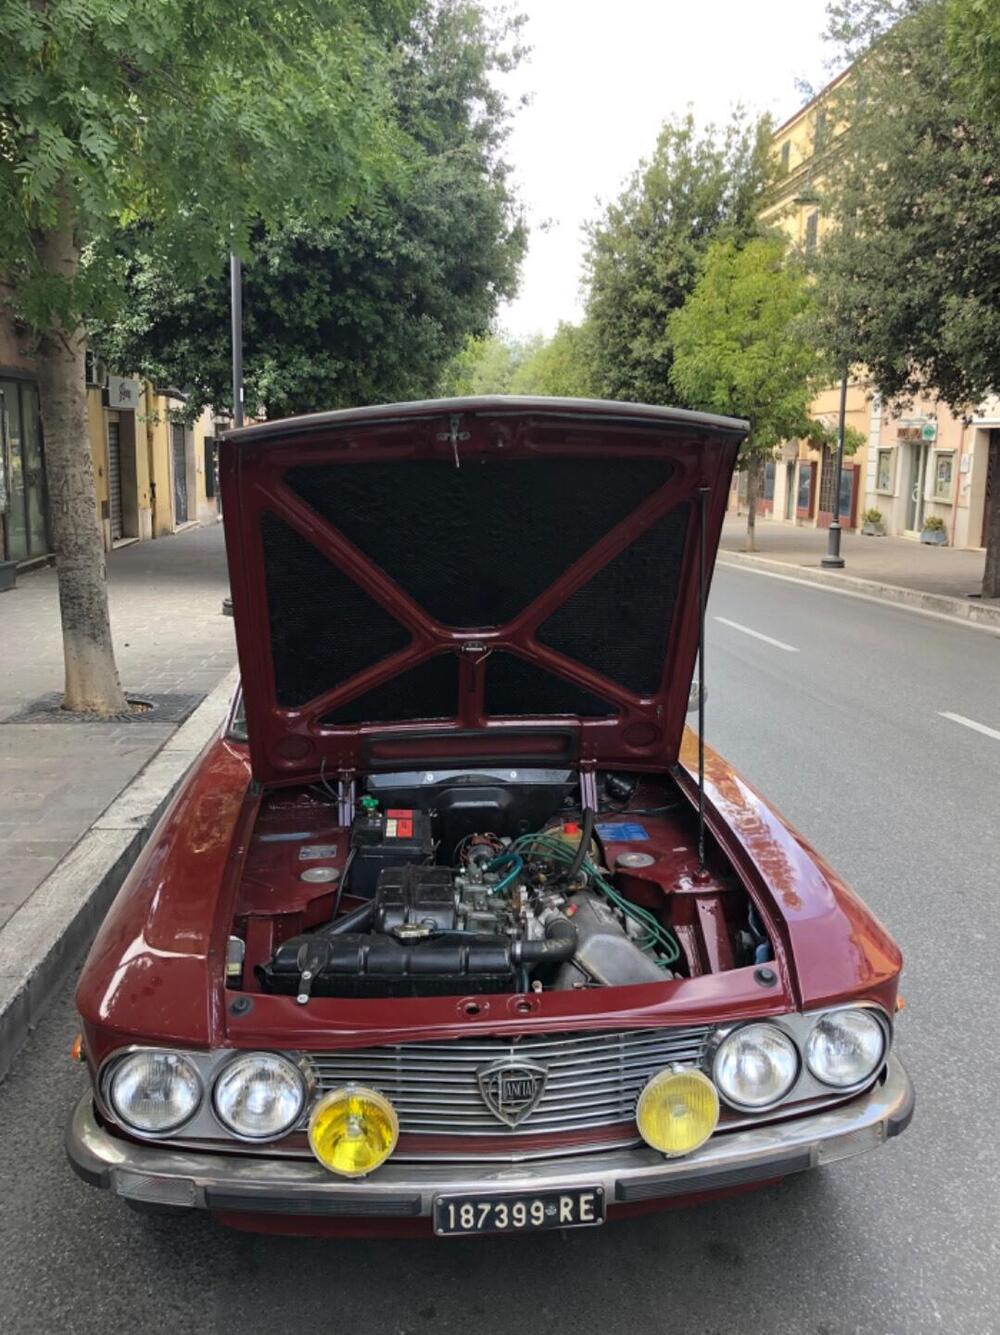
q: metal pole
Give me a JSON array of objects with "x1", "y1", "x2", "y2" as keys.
[
  {"x1": 697, "y1": 485, "x2": 708, "y2": 874},
  {"x1": 230, "y1": 251, "x2": 244, "y2": 429},
  {"x1": 821, "y1": 369, "x2": 848, "y2": 568}
]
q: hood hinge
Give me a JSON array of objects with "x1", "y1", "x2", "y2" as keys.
[{"x1": 579, "y1": 766, "x2": 599, "y2": 812}]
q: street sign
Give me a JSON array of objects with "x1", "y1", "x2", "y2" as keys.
[{"x1": 107, "y1": 376, "x2": 141, "y2": 411}]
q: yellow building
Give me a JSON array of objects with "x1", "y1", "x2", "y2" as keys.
[
  {"x1": 752, "y1": 71, "x2": 995, "y2": 550},
  {"x1": 2, "y1": 309, "x2": 225, "y2": 580},
  {"x1": 753, "y1": 71, "x2": 869, "y2": 532},
  {"x1": 85, "y1": 362, "x2": 224, "y2": 551}
]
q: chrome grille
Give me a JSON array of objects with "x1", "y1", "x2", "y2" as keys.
[{"x1": 304, "y1": 1026, "x2": 711, "y2": 1137}]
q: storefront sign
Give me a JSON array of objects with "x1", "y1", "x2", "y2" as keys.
[
  {"x1": 107, "y1": 376, "x2": 141, "y2": 411},
  {"x1": 921, "y1": 422, "x2": 937, "y2": 442}
]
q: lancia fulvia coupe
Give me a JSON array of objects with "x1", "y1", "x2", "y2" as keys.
[{"x1": 67, "y1": 397, "x2": 913, "y2": 1236}]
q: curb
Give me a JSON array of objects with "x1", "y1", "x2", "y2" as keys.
[
  {"x1": 0, "y1": 666, "x2": 239, "y2": 1082},
  {"x1": 717, "y1": 551, "x2": 1000, "y2": 630}
]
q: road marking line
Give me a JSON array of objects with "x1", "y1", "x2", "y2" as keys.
[
  {"x1": 938, "y1": 711, "x2": 1000, "y2": 742},
  {"x1": 713, "y1": 616, "x2": 799, "y2": 653},
  {"x1": 717, "y1": 557, "x2": 1000, "y2": 637}
]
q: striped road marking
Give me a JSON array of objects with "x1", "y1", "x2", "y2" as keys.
[
  {"x1": 938, "y1": 711, "x2": 1000, "y2": 743},
  {"x1": 714, "y1": 616, "x2": 799, "y2": 654}
]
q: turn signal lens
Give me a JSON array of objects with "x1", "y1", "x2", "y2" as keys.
[
  {"x1": 636, "y1": 1067, "x2": 719, "y2": 1157},
  {"x1": 308, "y1": 1086, "x2": 399, "y2": 1177}
]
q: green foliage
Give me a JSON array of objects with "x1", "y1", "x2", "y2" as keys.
[
  {"x1": 803, "y1": 418, "x2": 864, "y2": 457},
  {"x1": 668, "y1": 235, "x2": 823, "y2": 457},
  {"x1": 863, "y1": 507, "x2": 884, "y2": 524},
  {"x1": 437, "y1": 333, "x2": 540, "y2": 396},
  {"x1": 437, "y1": 322, "x2": 598, "y2": 400},
  {"x1": 90, "y1": 1, "x2": 526, "y2": 417},
  {"x1": 582, "y1": 110, "x2": 773, "y2": 405},
  {"x1": 509, "y1": 323, "x2": 597, "y2": 397},
  {"x1": 922, "y1": 513, "x2": 946, "y2": 532},
  {"x1": 946, "y1": 0, "x2": 1000, "y2": 119},
  {"x1": 0, "y1": 0, "x2": 418, "y2": 332},
  {"x1": 814, "y1": 0, "x2": 1000, "y2": 411}
]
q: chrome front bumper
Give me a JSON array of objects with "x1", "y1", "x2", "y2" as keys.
[{"x1": 67, "y1": 1054, "x2": 913, "y2": 1219}]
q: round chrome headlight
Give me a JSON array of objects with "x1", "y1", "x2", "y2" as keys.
[
  {"x1": 107, "y1": 1049, "x2": 202, "y2": 1135},
  {"x1": 806, "y1": 1009, "x2": 886, "y2": 1088},
  {"x1": 713, "y1": 1023, "x2": 799, "y2": 1110},
  {"x1": 213, "y1": 1053, "x2": 306, "y2": 1140}
]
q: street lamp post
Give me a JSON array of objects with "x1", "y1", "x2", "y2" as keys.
[
  {"x1": 229, "y1": 251, "x2": 244, "y2": 429},
  {"x1": 821, "y1": 368, "x2": 849, "y2": 568},
  {"x1": 222, "y1": 251, "x2": 244, "y2": 618}
]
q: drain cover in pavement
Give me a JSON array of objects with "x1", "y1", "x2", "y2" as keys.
[{"x1": 3, "y1": 691, "x2": 205, "y2": 725}]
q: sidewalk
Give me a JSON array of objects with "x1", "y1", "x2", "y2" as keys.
[
  {"x1": 720, "y1": 516, "x2": 997, "y2": 624},
  {"x1": 0, "y1": 523, "x2": 236, "y2": 931}
]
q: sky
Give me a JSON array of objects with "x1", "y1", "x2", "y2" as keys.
[{"x1": 495, "y1": 0, "x2": 835, "y2": 339}]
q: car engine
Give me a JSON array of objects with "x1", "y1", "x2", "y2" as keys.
[{"x1": 258, "y1": 804, "x2": 675, "y2": 1001}]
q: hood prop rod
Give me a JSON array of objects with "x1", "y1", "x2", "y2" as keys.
[{"x1": 697, "y1": 485, "x2": 709, "y2": 875}]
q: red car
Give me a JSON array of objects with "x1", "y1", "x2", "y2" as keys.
[{"x1": 67, "y1": 397, "x2": 913, "y2": 1237}]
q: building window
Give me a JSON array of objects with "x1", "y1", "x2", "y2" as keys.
[
  {"x1": 797, "y1": 463, "x2": 813, "y2": 513},
  {"x1": 805, "y1": 211, "x2": 819, "y2": 251},
  {"x1": 933, "y1": 451, "x2": 955, "y2": 501},
  {"x1": 876, "y1": 448, "x2": 895, "y2": 494},
  {"x1": 780, "y1": 141, "x2": 791, "y2": 174},
  {"x1": 763, "y1": 459, "x2": 776, "y2": 501},
  {"x1": 814, "y1": 109, "x2": 828, "y2": 151}
]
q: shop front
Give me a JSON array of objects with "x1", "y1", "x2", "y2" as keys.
[{"x1": 1, "y1": 375, "x2": 50, "y2": 573}]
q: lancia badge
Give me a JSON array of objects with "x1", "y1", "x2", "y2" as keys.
[{"x1": 477, "y1": 1058, "x2": 548, "y2": 1127}]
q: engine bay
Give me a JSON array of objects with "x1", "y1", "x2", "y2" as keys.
[{"x1": 229, "y1": 769, "x2": 773, "y2": 1002}]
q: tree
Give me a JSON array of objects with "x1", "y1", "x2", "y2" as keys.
[
  {"x1": 509, "y1": 322, "x2": 596, "y2": 397},
  {"x1": 0, "y1": 0, "x2": 414, "y2": 713},
  {"x1": 437, "y1": 332, "x2": 541, "y2": 395},
  {"x1": 947, "y1": 0, "x2": 1000, "y2": 117},
  {"x1": 814, "y1": 0, "x2": 1000, "y2": 596},
  {"x1": 669, "y1": 235, "x2": 823, "y2": 549},
  {"x1": 93, "y1": 1, "x2": 527, "y2": 419},
  {"x1": 583, "y1": 110, "x2": 772, "y2": 405}
]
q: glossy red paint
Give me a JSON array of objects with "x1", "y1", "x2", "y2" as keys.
[
  {"x1": 218, "y1": 397, "x2": 746, "y2": 787},
  {"x1": 73, "y1": 398, "x2": 904, "y2": 1235},
  {"x1": 76, "y1": 729, "x2": 900, "y2": 1072}
]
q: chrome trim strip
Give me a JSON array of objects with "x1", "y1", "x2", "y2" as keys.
[{"x1": 66, "y1": 1054, "x2": 914, "y2": 1216}]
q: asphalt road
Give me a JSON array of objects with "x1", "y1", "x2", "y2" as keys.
[{"x1": 2, "y1": 564, "x2": 998, "y2": 1335}]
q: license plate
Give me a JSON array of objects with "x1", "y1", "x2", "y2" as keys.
[{"x1": 433, "y1": 1186, "x2": 605, "y2": 1236}]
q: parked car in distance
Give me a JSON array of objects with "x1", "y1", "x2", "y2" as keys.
[{"x1": 67, "y1": 397, "x2": 913, "y2": 1236}]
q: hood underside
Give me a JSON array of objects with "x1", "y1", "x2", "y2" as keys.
[{"x1": 220, "y1": 396, "x2": 745, "y2": 786}]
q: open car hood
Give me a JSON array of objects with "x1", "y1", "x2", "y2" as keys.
[{"x1": 220, "y1": 397, "x2": 746, "y2": 787}]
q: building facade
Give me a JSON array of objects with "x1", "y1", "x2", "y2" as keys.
[
  {"x1": 86, "y1": 366, "x2": 222, "y2": 550},
  {"x1": 0, "y1": 323, "x2": 49, "y2": 574},
  {"x1": 749, "y1": 72, "x2": 993, "y2": 551},
  {"x1": 1, "y1": 312, "x2": 222, "y2": 584}
]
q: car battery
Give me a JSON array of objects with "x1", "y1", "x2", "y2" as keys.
[{"x1": 349, "y1": 804, "x2": 435, "y2": 898}]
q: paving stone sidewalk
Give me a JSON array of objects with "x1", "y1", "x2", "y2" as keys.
[
  {"x1": 721, "y1": 516, "x2": 992, "y2": 603},
  {"x1": 0, "y1": 523, "x2": 236, "y2": 930}
]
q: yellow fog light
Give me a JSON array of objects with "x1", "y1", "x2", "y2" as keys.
[
  {"x1": 308, "y1": 1086, "x2": 399, "y2": 1177},
  {"x1": 636, "y1": 1067, "x2": 719, "y2": 1157}
]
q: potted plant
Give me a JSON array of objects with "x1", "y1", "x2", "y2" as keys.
[
  {"x1": 861, "y1": 507, "x2": 885, "y2": 536},
  {"x1": 920, "y1": 513, "x2": 948, "y2": 545}
]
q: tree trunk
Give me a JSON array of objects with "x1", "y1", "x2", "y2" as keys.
[
  {"x1": 35, "y1": 214, "x2": 128, "y2": 715},
  {"x1": 745, "y1": 453, "x2": 761, "y2": 553},
  {"x1": 984, "y1": 432, "x2": 1000, "y2": 599}
]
